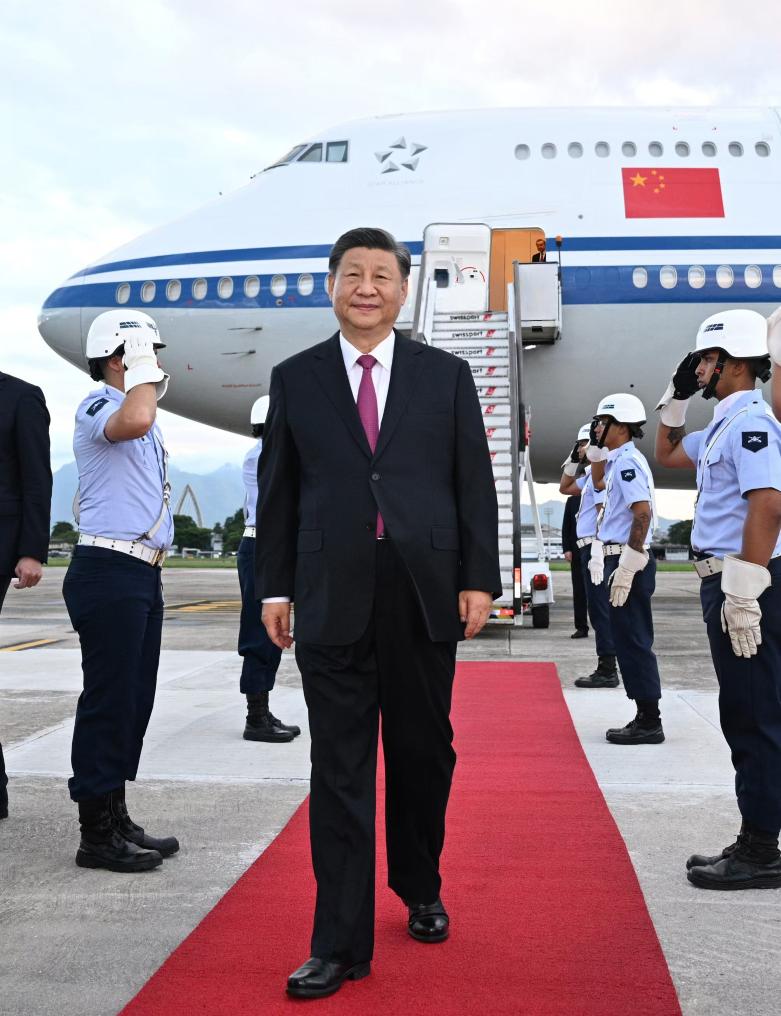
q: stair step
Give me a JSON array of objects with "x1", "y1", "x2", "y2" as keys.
[
  {"x1": 433, "y1": 311, "x2": 508, "y2": 323},
  {"x1": 433, "y1": 340, "x2": 509, "y2": 355},
  {"x1": 487, "y1": 439, "x2": 511, "y2": 453},
  {"x1": 433, "y1": 326, "x2": 509, "y2": 340},
  {"x1": 471, "y1": 364, "x2": 509, "y2": 378},
  {"x1": 476, "y1": 384, "x2": 510, "y2": 399},
  {"x1": 484, "y1": 424, "x2": 511, "y2": 439}
]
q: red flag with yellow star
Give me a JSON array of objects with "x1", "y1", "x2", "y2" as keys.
[{"x1": 622, "y1": 167, "x2": 724, "y2": 218}]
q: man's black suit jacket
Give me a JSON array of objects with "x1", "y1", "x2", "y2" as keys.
[
  {"x1": 0, "y1": 373, "x2": 52, "y2": 577},
  {"x1": 561, "y1": 494, "x2": 581, "y2": 556},
  {"x1": 531, "y1": 252, "x2": 546, "y2": 263},
  {"x1": 255, "y1": 331, "x2": 502, "y2": 645}
]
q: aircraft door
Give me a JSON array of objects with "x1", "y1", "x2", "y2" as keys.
[{"x1": 489, "y1": 228, "x2": 546, "y2": 311}]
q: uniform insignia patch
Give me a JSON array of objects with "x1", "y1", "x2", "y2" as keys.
[
  {"x1": 620, "y1": 468, "x2": 636, "y2": 481},
  {"x1": 742, "y1": 431, "x2": 768, "y2": 452},
  {"x1": 85, "y1": 397, "x2": 109, "y2": 417}
]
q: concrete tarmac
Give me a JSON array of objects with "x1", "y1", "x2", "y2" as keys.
[{"x1": 1, "y1": 566, "x2": 780, "y2": 1015}]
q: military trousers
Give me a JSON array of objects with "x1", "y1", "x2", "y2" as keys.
[
  {"x1": 605, "y1": 552, "x2": 661, "y2": 702},
  {"x1": 701, "y1": 558, "x2": 781, "y2": 835},
  {"x1": 237, "y1": 536, "x2": 282, "y2": 694},
  {"x1": 579, "y1": 543, "x2": 615, "y2": 658},
  {"x1": 63, "y1": 546, "x2": 163, "y2": 801}
]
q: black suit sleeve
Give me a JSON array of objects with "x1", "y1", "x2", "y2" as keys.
[
  {"x1": 453, "y1": 359, "x2": 502, "y2": 597},
  {"x1": 561, "y1": 495, "x2": 580, "y2": 554},
  {"x1": 15, "y1": 386, "x2": 52, "y2": 563},
  {"x1": 254, "y1": 366, "x2": 300, "y2": 601}
]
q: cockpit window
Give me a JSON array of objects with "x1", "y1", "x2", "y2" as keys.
[
  {"x1": 264, "y1": 144, "x2": 307, "y2": 170},
  {"x1": 298, "y1": 143, "x2": 323, "y2": 163},
  {"x1": 326, "y1": 141, "x2": 349, "y2": 163}
]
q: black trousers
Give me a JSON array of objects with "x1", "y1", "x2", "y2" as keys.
[
  {"x1": 237, "y1": 536, "x2": 282, "y2": 694},
  {"x1": 295, "y1": 539, "x2": 457, "y2": 965},
  {"x1": 605, "y1": 553, "x2": 661, "y2": 702},
  {"x1": 569, "y1": 550, "x2": 588, "y2": 632},
  {"x1": 0, "y1": 576, "x2": 10, "y2": 802},
  {"x1": 63, "y1": 547, "x2": 164, "y2": 801},
  {"x1": 701, "y1": 558, "x2": 781, "y2": 835},
  {"x1": 579, "y1": 544, "x2": 615, "y2": 657}
]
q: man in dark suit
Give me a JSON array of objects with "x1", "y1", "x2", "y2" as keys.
[
  {"x1": 561, "y1": 492, "x2": 589, "y2": 638},
  {"x1": 256, "y1": 227, "x2": 501, "y2": 999},
  {"x1": 531, "y1": 237, "x2": 547, "y2": 262},
  {"x1": 0, "y1": 372, "x2": 52, "y2": 819}
]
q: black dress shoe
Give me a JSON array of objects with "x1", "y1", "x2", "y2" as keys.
[
  {"x1": 286, "y1": 957, "x2": 371, "y2": 999},
  {"x1": 687, "y1": 853, "x2": 781, "y2": 890},
  {"x1": 407, "y1": 899, "x2": 449, "y2": 942},
  {"x1": 570, "y1": 628, "x2": 589, "y2": 639}
]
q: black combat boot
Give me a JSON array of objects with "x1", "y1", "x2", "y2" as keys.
[
  {"x1": 109, "y1": 786, "x2": 180, "y2": 857},
  {"x1": 606, "y1": 700, "x2": 664, "y2": 744},
  {"x1": 244, "y1": 691, "x2": 296, "y2": 742},
  {"x1": 76, "y1": 795, "x2": 162, "y2": 872},
  {"x1": 686, "y1": 821, "x2": 746, "y2": 870},
  {"x1": 688, "y1": 823, "x2": 781, "y2": 890},
  {"x1": 574, "y1": 655, "x2": 619, "y2": 689}
]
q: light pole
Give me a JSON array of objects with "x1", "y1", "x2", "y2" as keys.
[{"x1": 543, "y1": 506, "x2": 553, "y2": 561}]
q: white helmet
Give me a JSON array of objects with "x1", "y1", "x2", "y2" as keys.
[
  {"x1": 596, "y1": 393, "x2": 646, "y2": 425},
  {"x1": 577, "y1": 423, "x2": 591, "y2": 442},
  {"x1": 85, "y1": 310, "x2": 165, "y2": 360},
  {"x1": 694, "y1": 309, "x2": 768, "y2": 359},
  {"x1": 250, "y1": 395, "x2": 270, "y2": 426}
]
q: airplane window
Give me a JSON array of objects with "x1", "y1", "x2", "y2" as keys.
[
  {"x1": 688, "y1": 266, "x2": 706, "y2": 289},
  {"x1": 270, "y1": 274, "x2": 287, "y2": 297},
  {"x1": 192, "y1": 278, "x2": 207, "y2": 300},
  {"x1": 244, "y1": 276, "x2": 260, "y2": 298},
  {"x1": 541, "y1": 143, "x2": 557, "y2": 159},
  {"x1": 716, "y1": 265, "x2": 734, "y2": 288},
  {"x1": 648, "y1": 141, "x2": 663, "y2": 157},
  {"x1": 297, "y1": 273, "x2": 314, "y2": 296},
  {"x1": 632, "y1": 267, "x2": 648, "y2": 288},
  {"x1": 702, "y1": 142, "x2": 717, "y2": 157},
  {"x1": 298, "y1": 144, "x2": 323, "y2": 163},
  {"x1": 622, "y1": 141, "x2": 637, "y2": 157},
  {"x1": 265, "y1": 144, "x2": 307, "y2": 170},
  {"x1": 774, "y1": 266, "x2": 781, "y2": 288},
  {"x1": 755, "y1": 142, "x2": 770, "y2": 157},
  {"x1": 745, "y1": 265, "x2": 762, "y2": 288},
  {"x1": 567, "y1": 142, "x2": 583, "y2": 158},
  {"x1": 326, "y1": 141, "x2": 349, "y2": 163},
  {"x1": 514, "y1": 144, "x2": 531, "y2": 160},
  {"x1": 675, "y1": 142, "x2": 690, "y2": 157},
  {"x1": 595, "y1": 141, "x2": 610, "y2": 157},
  {"x1": 166, "y1": 279, "x2": 181, "y2": 301},
  {"x1": 217, "y1": 277, "x2": 234, "y2": 300},
  {"x1": 659, "y1": 265, "x2": 677, "y2": 289},
  {"x1": 140, "y1": 282, "x2": 156, "y2": 303},
  {"x1": 116, "y1": 283, "x2": 130, "y2": 304},
  {"x1": 728, "y1": 142, "x2": 743, "y2": 157}
]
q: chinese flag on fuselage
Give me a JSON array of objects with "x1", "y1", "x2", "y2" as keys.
[{"x1": 622, "y1": 167, "x2": 724, "y2": 218}]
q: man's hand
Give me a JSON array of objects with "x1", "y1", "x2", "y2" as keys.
[
  {"x1": 588, "y1": 541, "x2": 604, "y2": 585},
  {"x1": 459, "y1": 590, "x2": 493, "y2": 639},
  {"x1": 720, "y1": 555, "x2": 771, "y2": 659},
  {"x1": 564, "y1": 551, "x2": 573, "y2": 562},
  {"x1": 13, "y1": 557, "x2": 43, "y2": 589},
  {"x1": 607, "y1": 545, "x2": 648, "y2": 607},
  {"x1": 123, "y1": 331, "x2": 168, "y2": 398},
  {"x1": 656, "y1": 352, "x2": 700, "y2": 427},
  {"x1": 262, "y1": 602, "x2": 294, "y2": 649}
]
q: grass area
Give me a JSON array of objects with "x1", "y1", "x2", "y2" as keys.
[
  {"x1": 46, "y1": 556, "x2": 237, "y2": 569},
  {"x1": 550, "y1": 559, "x2": 693, "y2": 572}
]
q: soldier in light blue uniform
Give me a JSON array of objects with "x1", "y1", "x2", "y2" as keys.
[
  {"x1": 63, "y1": 310, "x2": 179, "y2": 874},
  {"x1": 560, "y1": 425, "x2": 617, "y2": 687},
  {"x1": 656, "y1": 308, "x2": 781, "y2": 890},
  {"x1": 586, "y1": 393, "x2": 664, "y2": 744},
  {"x1": 237, "y1": 396, "x2": 300, "y2": 743}
]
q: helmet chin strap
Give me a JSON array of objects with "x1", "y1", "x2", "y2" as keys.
[
  {"x1": 597, "y1": 419, "x2": 613, "y2": 448},
  {"x1": 701, "y1": 353, "x2": 726, "y2": 401}
]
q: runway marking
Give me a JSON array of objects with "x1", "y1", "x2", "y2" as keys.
[
  {"x1": 167, "y1": 600, "x2": 241, "y2": 613},
  {"x1": 0, "y1": 638, "x2": 60, "y2": 652}
]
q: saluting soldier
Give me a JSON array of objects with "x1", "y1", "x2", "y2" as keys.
[
  {"x1": 63, "y1": 310, "x2": 178, "y2": 873},
  {"x1": 656, "y1": 309, "x2": 781, "y2": 890},
  {"x1": 586, "y1": 393, "x2": 663, "y2": 744}
]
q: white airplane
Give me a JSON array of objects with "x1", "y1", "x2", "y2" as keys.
[{"x1": 38, "y1": 106, "x2": 781, "y2": 486}]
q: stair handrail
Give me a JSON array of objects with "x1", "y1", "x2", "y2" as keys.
[{"x1": 410, "y1": 251, "x2": 432, "y2": 343}]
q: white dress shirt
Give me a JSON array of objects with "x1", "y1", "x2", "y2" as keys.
[{"x1": 263, "y1": 330, "x2": 396, "y2": 604}]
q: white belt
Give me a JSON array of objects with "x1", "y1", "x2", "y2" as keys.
[
  {"x1": 78, "y1": 534, "x2": 166, "y2": 568},
  {"x1": 602, "y1": 542, "x2": 651, "y2": 557},
  {"x1": 576, "y1": 537, "x2": 594, "y2": 549},
  {"x1": 243, "y1": 526, "x2": 256, "y2": 538},
  {"x1": 694, "y1": 553, "x2": 781, "y2": 580}
]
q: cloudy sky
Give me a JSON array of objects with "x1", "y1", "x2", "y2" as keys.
[{"x1": 3, "y1": 0, "x2": 780, "y2": 518}]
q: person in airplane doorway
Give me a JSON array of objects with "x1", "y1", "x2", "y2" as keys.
[
  {"x1": 559, "y1": 423, "x2": 618, "y2": 688},
  {"x1": 237, "y1": 396, "x2": 300, "y2": 743},
  {"x1": 559, "y1": 425, "x2": 591, "y2": 640},
  {"x1": 63, "y1": 310, "x2": 179, "y2": 874},
  {"x1": 656, "y1": 308, "x2": 781, "y2": 891},
  {"x1": 586, "y1": 393, "x2": 663, "y2": 744},
  {"x1": 0, "y1": 371, "x2": 52, "y2": 820},
  {"x1": 531, "y1": 236, "x2": 547, "y2": 262},
  {"x1": 256, "y1": 227, "x2": 501, "y2": 1000}
]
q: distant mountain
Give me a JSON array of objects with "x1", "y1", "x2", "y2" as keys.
[
  {"x1": 523, "y1": 499, "x2": 678, "y2": 538},
  {"x1": 51, "y1": 461, "x2": 245, "y2": 530}
]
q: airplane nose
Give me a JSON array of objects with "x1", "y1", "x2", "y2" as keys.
[{"x1": 38, "y1": 282, "x2": 85, "y2": 370}]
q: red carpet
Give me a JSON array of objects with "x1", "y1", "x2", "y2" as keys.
[{"x1": 122, "y1": 663, "x2": 681, "y2": 1015}]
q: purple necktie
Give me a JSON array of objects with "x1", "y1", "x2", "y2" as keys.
[{"x1": 356, "y1": 354, "x2": 384, "y2": 537}]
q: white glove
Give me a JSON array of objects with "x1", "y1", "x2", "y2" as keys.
[
  {"x1": 655, "y1": 353, "x2": 701, "y2": 427},
  {"x1": 608, "y1": 545, "x2": 649, "y2": 607},
  {"x1": 656, "y1": 382, "x2": 689, "y2": 427},
  {"x1": 588, "y1": 540, "x2": 604, "y2": 585},
  {"x1": 123, "y1": 331, "x2": 168, "y2": 399},
  {"x1": 586, "y1": 444, "x2": 608, "y2": 463},
  {"x1": 768, "y1": 306, "x2": 781, "y2": 367},
  {"x1": 562, "y1": 460, "x2": 579, "y2": 476},
  {"x1": 720, "y1": 555, "x2": 771, "y2": 659}
]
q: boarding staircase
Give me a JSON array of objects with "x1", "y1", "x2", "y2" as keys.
[{"x1": 410, "y1": 224, "x2": 552, "y2": 626}]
